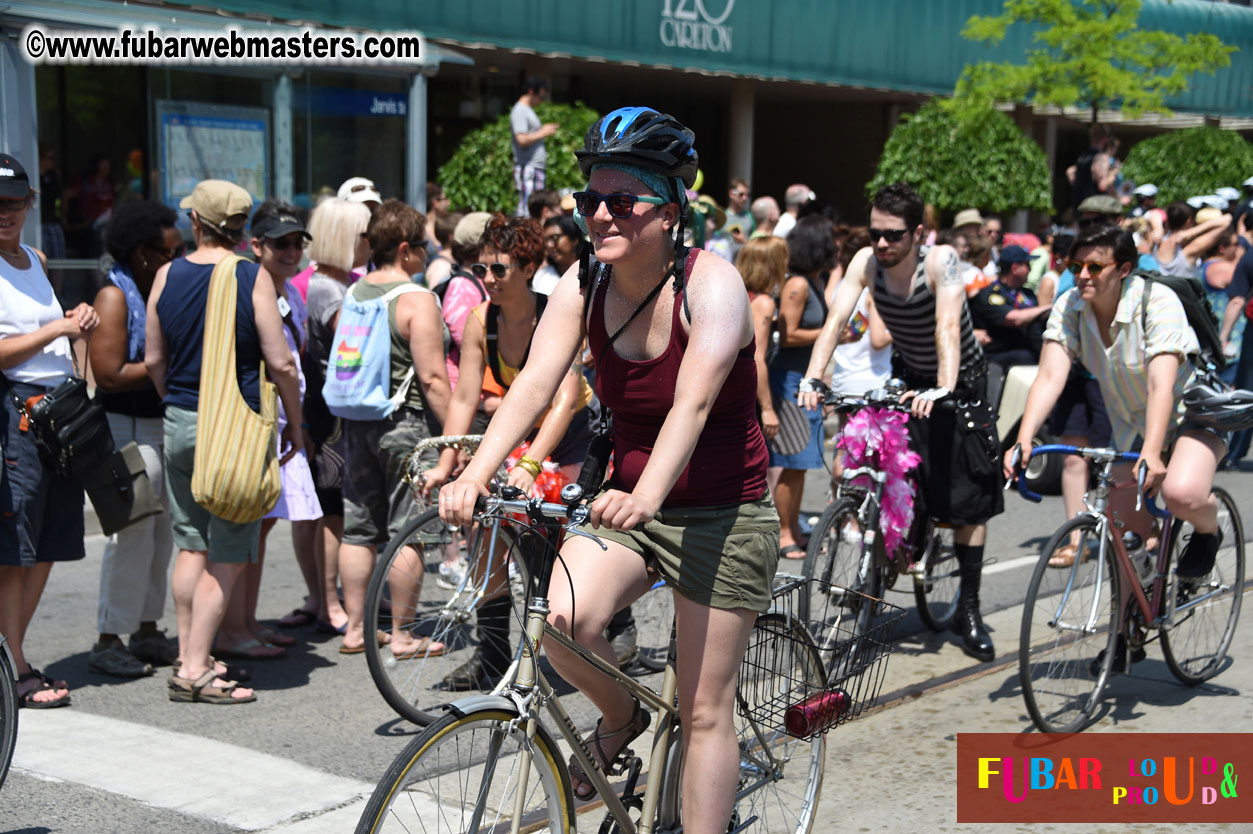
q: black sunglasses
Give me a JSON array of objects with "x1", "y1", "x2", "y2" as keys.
[
  {"x1": 868, "y1": 227, "x2": 909, "y2": 243},
  {"x1": 265, "y1": 236, "x2": 307, "y2": 252},
  {"x1": 573, "y1": 191, "x2": 667, "y2": 219},
  {"x1": 471, "y1": 262, "x2": 508, "y2": 280}
]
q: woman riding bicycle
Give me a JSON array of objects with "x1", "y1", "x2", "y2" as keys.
[
  {"x1": 1006, "y1": 224, "x2": 1227, "y2": 580},
  {"x1": 439, "y1": 107, "x2": 777, "y2": 832},
  {"x1": 424, "y1": 214, "x2": 599, "y2": 691}
]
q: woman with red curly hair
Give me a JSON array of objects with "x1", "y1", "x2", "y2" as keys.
[{"x1": 424, "y1": 213, "x2": 599, "y2": 690}]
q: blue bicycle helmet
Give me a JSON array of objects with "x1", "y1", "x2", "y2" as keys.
[{"x1": 576, "y1": 107, "x2": 699, "y2": 189}]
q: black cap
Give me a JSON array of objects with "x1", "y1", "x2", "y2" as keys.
[
  {"x1": 252, "y1": 212, "x2": 311, "y2": 241},
  {"x1": 0, "y1": 154, "x2": 31, "y2": 200}
]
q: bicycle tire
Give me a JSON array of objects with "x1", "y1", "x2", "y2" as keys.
[
  {"x1": 634, "y1": 579, "x2": 673, "y2": 673},
  {"x1": 800, "y1": 497, "x2": 866, "y2": 648},
  {"x1": 1161, "y1": 486, "x2": 1245, "y2": 686},
  {"x1": 364, "y1": 509, "x2": 527, "y2": 726},
  {"x1": 913, "y1": 519, "x2": 960, "y2": 631},
  {"x1": 355, "y1": 705, "x2": 572, "y2": 834},
  {"x1": 1019, "y1": 515, "x2": 1119, "y2": 733},
  {"x1": 734, "y1": 611, "x2": 825, "y2": 834},
  {"x1": 0, "y1": 640, "x2": 16, "y2": 793}
]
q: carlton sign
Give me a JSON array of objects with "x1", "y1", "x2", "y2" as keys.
[{"x1": 660, "y1": 0, "x2": 734, "y2": 53}]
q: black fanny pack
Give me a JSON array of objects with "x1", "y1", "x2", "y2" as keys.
[{"x1": 13, "y1": 376, "x2": 116, "y2": 480}]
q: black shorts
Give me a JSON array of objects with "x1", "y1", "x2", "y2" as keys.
[
  {"x1": 907, "y1": 398, "x2": 1004, "y2": 528},
  {"x1": 1047, "y1": 370, "x2": 1112, "y2": 446}
]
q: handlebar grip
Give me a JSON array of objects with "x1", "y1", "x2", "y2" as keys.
[{"x1": 1016, "y1": 473, "x2": 1043, "y2": 504}]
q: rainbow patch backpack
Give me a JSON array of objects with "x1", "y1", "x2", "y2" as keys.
[{"x1": 322, "y1": 281, "x2": 431, "y2": 421}]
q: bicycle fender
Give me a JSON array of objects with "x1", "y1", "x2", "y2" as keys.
[{"x1": 442, "y1": 694, "x2": 518, "y2": 718}]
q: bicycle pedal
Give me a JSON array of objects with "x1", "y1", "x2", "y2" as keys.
[
  {"x1": 619, "y1": 755, "x2": 644, "y2": 796},
  {"x1": 607, "y1": 750, "x2": 638, "y2": 777},
  {"x1": 728, "y1": 814, "x2": 759, "y2": 834}
]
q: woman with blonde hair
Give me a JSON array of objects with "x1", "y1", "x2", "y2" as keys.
[
  {"x1": 303, "y1": 197, "x2": 372, "y2": 636},
  {"x1": 735, "y1": 236, "x2": 787, "y2": 443}
]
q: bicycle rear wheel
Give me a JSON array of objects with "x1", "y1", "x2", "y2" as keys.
[
  {"x1": 1161, "y1": 487, "x2": 1245, "y2": 685},
  {"x1": 1019, "y1": 516, "x2": 1119, "y2": 733},
  {"x1": 634, "y1": 578, "x2": 673, "y2": 672},
  {"x1": 355, "y1": 705, "x2": 572, "y2": 834},
  {"x1": 365, "y1": 509, "x2": 526, "y2": 726},
  {"x1": 734, "y1": 611, "x2": 825, "y2": 834},
  {"x1": 0, "y1": 640, "x2": 16, "y2": 792},
  {"x1": 913, "y1": 519, "x2": 960, "y2": 631}
]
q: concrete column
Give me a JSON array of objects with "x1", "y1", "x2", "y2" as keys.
[
  {"x1": 273, "y1": 75, "x2": 293, "y2": 202},
  {"x1": 407, "y1": 72, "x2": 429, "y2": 211},
  {"x1": 728, "y1": 78, "x2": 755, "y2": 186},
  {"x1": 1, "y1": 42, "x2": 40, "y2": 250}
]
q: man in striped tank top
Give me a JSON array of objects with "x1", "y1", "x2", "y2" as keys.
[{"x1": 800, "y1": 183, "x2": 1003, "y2": 661}]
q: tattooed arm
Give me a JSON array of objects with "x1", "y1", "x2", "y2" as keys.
[{"x1": 902, "y1": 244, "x2": 965, "y2": 417}]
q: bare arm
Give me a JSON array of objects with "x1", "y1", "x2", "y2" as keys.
[
  {"x1": 425, "y1": 311, "x2": 489, "y2": 490},
  {"x1": 1036, "y1": 273, "x2": 1057, "y2": 308},
  {"x1": 1222, "y1": 294, "x2": 1246, "y2": 344},
  {"x1": 514, "y1": 123, "x2": 557, "y2": 148},
  {"x1": 775, "y1": 276, "x2": 820, "y2": 348},
  {"x1": 1001, "y1": 304, "x2": 1053, "y2": 328},
  {"x1": 144, "y1": 264, "x2": 171, "y2": 398},
  {"x1": 253, "y1": 266, "x2": 303, "y2": 461},
  {"x1": 400, "y1": 291, "x2": 452, "y2": 426},
  {"x1": 865, "y1": 291, "x2": 892, "y2": 351},
  {"x1": 928, "y1": 245, "x2": 965, "y2": 395},
  {"x1": 0, "y1": 317, "x2": 76, "y2": 370},
  {"x1": 801, "y1": 246, "x2": 873, "y2": 389},
  {"x1": 1138, "y1": 352, "x2": 1181, "y2": 492},
  {"x1": 524, "y1": 368, "x2": 581, "y2": 464},
  {"x1": 88, "y1": 286, "x2": 150, "y2": 392},
  {"x1": 750, "y1": 294, "x2": 778, "y2": 439},
  {"x1": 1180, "y1": 215, "x2": 1233, "y2": 260}
]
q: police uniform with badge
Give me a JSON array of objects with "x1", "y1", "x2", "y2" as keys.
[{"x1": 971, "y1": 245, "x2": 1050, "y2": 408}]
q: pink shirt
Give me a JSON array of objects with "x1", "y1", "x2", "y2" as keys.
[{"x1": 441, "y1": 274, "x2": 487, "y2": 389}]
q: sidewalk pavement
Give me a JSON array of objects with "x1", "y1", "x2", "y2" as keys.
[{"x1": 810, "y1": 588, "x2": 1253, "y2": 834}]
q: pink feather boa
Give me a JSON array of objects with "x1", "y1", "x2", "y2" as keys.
[{"x1": 835, "y1": 407, "x2": 921, "y2": 559}]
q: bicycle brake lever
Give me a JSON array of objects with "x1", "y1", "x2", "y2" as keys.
[
  {"x1": 1135, "y1": 460, "x2": 1147, "y2": 513},
  {"x1": 564, "y1": 506, "x2": 608, "y2": 551}
]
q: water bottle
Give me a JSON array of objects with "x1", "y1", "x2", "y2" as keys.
[
  {"x1": 1123, "y1": 530, "x2": 1153, "y2": 586},
  {"x1": 785, "y1": 688, "x2": 850, "y2": 738}
]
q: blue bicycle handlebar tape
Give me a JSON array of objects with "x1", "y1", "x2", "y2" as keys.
[{"x1": 1018, "y1": 445, "x2": 1168, "y2": 517}]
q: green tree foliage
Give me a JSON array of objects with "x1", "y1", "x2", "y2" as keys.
[
  {"x1": 438, "y1": 101, "x2": 599, "y2": 212},
  {"x1": 951, "y1": 0, "x2": 1235, "y2": 124},
  {"x1": 867, "y1": 100, "x2": 1053, "y2": 213},
  {"x1": 1122, "y1": 126, "x2": 1253, "y2": 204}
]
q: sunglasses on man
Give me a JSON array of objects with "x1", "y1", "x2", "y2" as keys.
[
  {"x1": 867, "y1": 227, "x2": 909, "y2": 243},
  {"x1": 1067, "y1": 261, "x2": 1112, "y2": 277},
  {"x1": 573, "y1": 191, "x2": 668, "y2": 219}
]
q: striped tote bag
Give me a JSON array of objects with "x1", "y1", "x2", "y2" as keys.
[{"x1": 191, "y1": 255, "x2": 281, "y2": 523}]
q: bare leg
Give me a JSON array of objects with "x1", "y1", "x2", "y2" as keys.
[
  {"x1": 1, "y1": 563, "x2": 67, "y2": 704},
  {"x1": 290, "y1": 519, "x2": 323, "y2": 618},
  {"x1": 339, "y1": 542, "x2": 377, "y2": 650},
  {"x1": 773, "y1": 468, "x2": 807, "y2": 550},
  {"x1": 171, "y1": 549, "x2": 207, "y2": 667},
  {"x1": 1160, "y1": 431, "x2": 1224, "y2": 534},
  {"x1": 387, "y1": 543, "x2": 443, "y2": 654},
  {"x1": 178, "y1": 561, "x2": 254, "y2": 701},
  {"x1": 673, "y1": 594, "x2": 757, "y2": 834},
  {"x1": 1060, "y1": 434, "x2": 1090, "y2": 547},
  {"x1": 319, "y1": 515, "x2": 348, "y2": 629}
]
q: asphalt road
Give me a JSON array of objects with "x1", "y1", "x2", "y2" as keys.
[{"x1": 2, "y1": 463, "x2": 1251, "y2": 832}]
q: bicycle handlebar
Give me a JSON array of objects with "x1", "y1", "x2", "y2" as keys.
[{"x1": 1010, "y1": 444, "x2": 1169, "y2": 518}]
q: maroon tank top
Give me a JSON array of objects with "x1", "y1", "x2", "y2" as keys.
[{"x1": 587, "y1": 253, "x2": 769, "y2": 507}]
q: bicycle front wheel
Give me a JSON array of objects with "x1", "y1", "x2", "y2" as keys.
[
  {"x1": 734, "y1": 611, "x2": 825, "y2": 834},
  {"x1": 913, "y1": 520, "x2": 960, "y2": 631},
  {"x1": 801, "y1": 497, "x2": 868, "y2": 647},
  {"x1": 1019, "y1": 516, "x2": 1119, "y2": 733},
  {"x1": 1161, "y1": 486, "x2": 1245, "y2": 685},
  {"x1": 355, "y1": 706, "x2": 572, "y2": 834},
  {"x1": 365, "y1": 509, "x2": 525, "y2": 726},
  {"x1": 0, "y1": 642, "x2": 16, "y2": 792}
]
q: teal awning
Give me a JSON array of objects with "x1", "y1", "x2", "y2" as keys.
[{"x1": 164, "y1": 0, "x2": 1253, "y2": 117}]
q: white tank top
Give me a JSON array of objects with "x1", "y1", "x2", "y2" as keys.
[
  {"x1": 0, "y1": 245, "x2": 74, "y2": 386},
  {"x1": 830, "y1": 288, "x2": 891, "y2": 395}
]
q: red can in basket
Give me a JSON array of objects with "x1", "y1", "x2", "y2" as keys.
[{"x1": 784, "y1": 688, "x2": 850, "y2": 737}]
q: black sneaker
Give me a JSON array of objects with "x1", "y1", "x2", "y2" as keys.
[
  {"x1": 89, "y1": 642, "x2": 154, "y2": 678},
  {"x1": 1176, "y1": 530, "x2": 1222, "y2": 579},
  {"x1": 1090, "y1": 635, "x2": 1146, "y2": 677},
  {"x1": 439, "y1": 650, "x2": 507, "y2": 692}
]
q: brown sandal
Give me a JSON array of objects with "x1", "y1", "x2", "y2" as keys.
[
  {"x1": 1049, "y1": 544, "x2": 1079, "y2": 568},
  {"x1": 168, "y1": 669, "x2": 256, "y2": 705},
  {"x1": 568, "y1": 699, "x2": 652, "y2": 801}
]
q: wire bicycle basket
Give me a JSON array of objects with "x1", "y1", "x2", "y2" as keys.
[{"x1": 738, "y1": 574, "x2": 903, "y2": 740}]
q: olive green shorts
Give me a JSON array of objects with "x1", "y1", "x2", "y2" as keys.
[{"x1": 595, "y1": 495, "x2": 780, "y2": 613}]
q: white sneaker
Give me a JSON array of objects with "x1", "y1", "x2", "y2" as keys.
[{"x1": 437, "y1": 557, "x2": 468, "y2": 590}]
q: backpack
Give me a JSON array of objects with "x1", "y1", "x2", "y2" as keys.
[
  {"x1": 323, "y1": 282, "x2": 432, "y2": 421},
  {"x1": 433, "y1": 266, "x2": 486, "y2": 306},
  {"x1": 1137, "y1": 270, "x2": 1226, "y2": 373}
]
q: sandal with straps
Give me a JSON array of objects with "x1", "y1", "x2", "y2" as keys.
[{"x1": 568, "y1": 698, "x2": 652, "y2": 801}]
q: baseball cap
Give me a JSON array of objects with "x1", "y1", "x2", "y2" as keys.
[
  {"x1": 1216, "y1": 187, "x2": 1241, "y2": 202},
  {"x1": 1077, "y1": 194, "x2": 1122, "y2": 217},
  {"x1": 179, "y1": 180, "x2": 252, "y2": 233},
  {"x1": 1132, "y1": 183, "x2": 1158, "y2": 198},
  {"x1": 338, "y1": 177, "x2": 381, "y2": 204},
  {"x1": 1243, "y1": 176, "x2": 1253, "y2": 188},
  {"x1": 252, "y1": 210, "x2": 311, "y2": 241},
  {"x1": 452, "y1": 211, "x2": 494, "y2": 248},
  {"x1": 953, "y1": 208, "x2": 984, "y2": 228},
  {"x1": 1201, "y1": 194, "x2": 1229, "y2": 210},
  {"x1": 1186, "y1": 196, "x2": 1207, "y2": 209},
  {"x1": 997, "y1": 245, "x2": 1036, "y2": 267},
  {"x1": 0, "y1": 153, "x2": 32, "y2": 199}
]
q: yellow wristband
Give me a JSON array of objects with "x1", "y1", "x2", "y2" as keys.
[{"x1": 517, "y1": 455, "x2": 542, "y2": 477}]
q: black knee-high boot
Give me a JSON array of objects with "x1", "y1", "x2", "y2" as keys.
[
  {"x1": 952, "y1": 544, "x2": 994, "y2": 661},
  {"x1": 441, "y1": 595, "x2": 514, "y2": 691}
]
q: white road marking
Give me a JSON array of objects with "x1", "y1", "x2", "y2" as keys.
[
  {"x1": 14, "y1": 710, "x2": 372, "y2": 831},
  {"x1": 982, "y1": 554, "x2": 1040, "y2": 576}
]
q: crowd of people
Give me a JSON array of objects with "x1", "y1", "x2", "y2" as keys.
[{"x1": 3, "y1": 102, "x2": 1252, "y2": 827}]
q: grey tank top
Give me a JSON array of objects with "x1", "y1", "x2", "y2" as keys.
[
  {"x1": 1157, "y1": 234, "x2": 1197, "y2": 279},
  {"x1": 872, "y1": 254, "x2": 984, "y2": 383}
]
